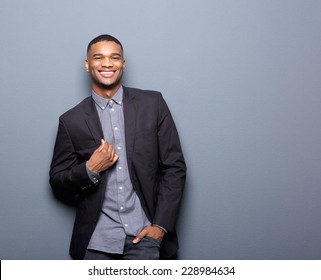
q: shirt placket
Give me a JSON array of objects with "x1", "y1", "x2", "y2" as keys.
[{"x1": 109, "y1": 100, "x2": 131, "y2": 234}]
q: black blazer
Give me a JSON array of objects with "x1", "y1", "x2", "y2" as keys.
[{"x1": 49, "y1": 87, "x2": 186, "y2": 259}]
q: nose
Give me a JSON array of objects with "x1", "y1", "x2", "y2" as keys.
[{"x1": 101, "y1": 57, "x2": 113, "y2": 67}]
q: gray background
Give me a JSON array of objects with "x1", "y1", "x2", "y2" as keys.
[{"x1": 1, "y1": 0, "x2": 321, "y2": 260}]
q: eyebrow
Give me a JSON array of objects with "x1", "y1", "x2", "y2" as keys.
[{"x1": 92, "y1": 52, "x2": 122, "y2": 57}]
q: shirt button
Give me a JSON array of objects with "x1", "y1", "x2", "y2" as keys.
[
  {"x1": 120, "y1": 206, "x2": 124, "y2": 210},
  {"x1": 117, "y1": 146, "x2": 121, "y2": 150},
  {"x1": 118, "y1": 166, "x2": 122, "y2": 170},
  {"x1": 114, "y1": 127, "x2": 118, "y2": 130},
  {"x1": 111, "y1": 108, "x2": 115, "y2": 112},
  {"x1": 119, "y1": 186, "x2": 123, "y2": 190},
  {"x1": 124, "y1": 224, "x2": 128, "y2": 227}
]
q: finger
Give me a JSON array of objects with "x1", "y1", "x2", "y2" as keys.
[
  {"x1": 111, "y1": 154, "x2": 119, "y2": 164},
  {"x1": 132, "y1": 228, "x2": 148, "y2": 244},
  {"x1": 102, "y1": 144, "x2": 113, "y2": 159},
  {"x1": 109, "y1": 145, "x2": 117, "y2": 160},
  {"x1": 105, "y1": 143, "x2": 111, "y2": 152}
]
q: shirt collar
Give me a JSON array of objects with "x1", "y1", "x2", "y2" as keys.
[{"x1": 91, "y1": 86, "x2": 123, "y2": 110}]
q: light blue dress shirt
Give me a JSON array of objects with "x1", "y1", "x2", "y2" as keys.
[{"x1": 86, "y1": 87, "x2": 151, "y2": 254}]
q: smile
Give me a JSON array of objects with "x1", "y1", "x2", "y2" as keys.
[{"x1": 99, "y1": 71, "x2": 115, "y2": 78}]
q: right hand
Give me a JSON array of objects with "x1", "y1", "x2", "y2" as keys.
[{"x1": 87, "y1": 139, "x2": 119, "y2": 174}]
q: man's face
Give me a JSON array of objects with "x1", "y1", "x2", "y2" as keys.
[{"x1": 85, "y1": 41, "x2": 125, "y2": 94}]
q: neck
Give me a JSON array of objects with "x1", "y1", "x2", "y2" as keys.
[{"x1": 92, "y1": 83, "x2": 122, "y2": 99}]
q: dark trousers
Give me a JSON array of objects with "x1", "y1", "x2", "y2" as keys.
[{"x1": 84, "y1": 236, "x2": 160, "y2": 260}]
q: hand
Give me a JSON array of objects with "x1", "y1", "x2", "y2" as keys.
[
  {"x1": 132, "y1": 226, "x2": 165, "y2": 244},
  {"x1": 87, "y1": 139, "x2": 119, "y2": 173}
]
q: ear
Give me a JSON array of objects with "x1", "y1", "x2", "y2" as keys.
[{"x1": 84, "y1": 60, "x2": 89, "y2": 72}]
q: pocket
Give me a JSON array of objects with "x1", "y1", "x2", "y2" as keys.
[{"x1": 143, "y1": 236, "x2": 161, "y2": 247}]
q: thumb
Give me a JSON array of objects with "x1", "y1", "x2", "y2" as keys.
[{"x1": 98, "y1": 139, "x2": 105, "y2": 151}]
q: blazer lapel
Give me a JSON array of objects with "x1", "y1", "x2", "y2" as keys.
[
  {"x1": 123, "y1": 87, "x2": 136, "y2": 162},
  {"x1": 84, "y1": 97, "x2": 104, "y2": 145}
]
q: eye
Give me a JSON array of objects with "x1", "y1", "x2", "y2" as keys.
[{"x1": 92, "y1": 55, "x2": 102, "y2": 60}]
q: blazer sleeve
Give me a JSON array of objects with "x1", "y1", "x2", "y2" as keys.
[
  {"x1": 49, "y1": 117, "x2": 97, "y2": 203},
  {"x1": 152, "y1": 94, "x2": 187, "y2": 231}
]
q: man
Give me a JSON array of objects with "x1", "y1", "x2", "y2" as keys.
[{"x1": 49, "y1": 34, "x2": 186, "y2": 260}]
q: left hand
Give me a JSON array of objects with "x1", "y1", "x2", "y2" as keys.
[{"x1": 132, "y1": 226, "x2": 165, "y2": 244}]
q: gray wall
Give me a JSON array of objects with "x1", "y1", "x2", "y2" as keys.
[{"x1": 1, "y1": 0, "x2": 321, "y2": 259}]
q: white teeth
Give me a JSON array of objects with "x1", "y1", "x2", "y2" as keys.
[{"x1": 100, "y1": 71, "x2": 114, "y2": 77}]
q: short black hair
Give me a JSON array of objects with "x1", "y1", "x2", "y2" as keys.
[{"x1": 87, "y1": 34, "x2": 123, "y2": 54}]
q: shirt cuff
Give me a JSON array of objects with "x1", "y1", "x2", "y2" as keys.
[
  {"x1": 152, "y1": 224, "x2": 167, "y2": 234},
  {"x1": 86, "y1": 161, "x2": 101, "y2": 185}
]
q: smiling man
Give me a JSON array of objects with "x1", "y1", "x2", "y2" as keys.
[{"x1": 49, "y1": 34, "x2": 186, "y2": 260}]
